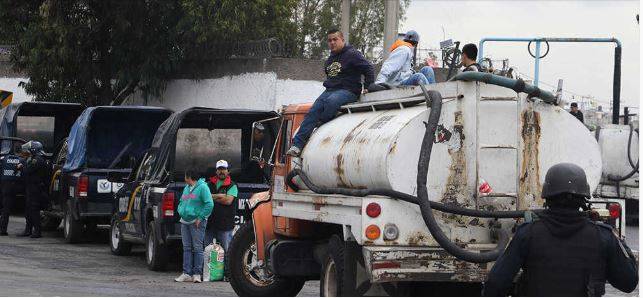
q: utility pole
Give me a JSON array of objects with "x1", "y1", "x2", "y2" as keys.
[
  {"x1": 340, "y1": 0, "x2": 351, "y2": 44},
  {"x1": 383, "y1": 0, "x2": 400, "y2": 59}
]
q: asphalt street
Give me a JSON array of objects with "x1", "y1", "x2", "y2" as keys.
[{"x1": 0, "y1": 216, "x2": 638, "y2": 296}]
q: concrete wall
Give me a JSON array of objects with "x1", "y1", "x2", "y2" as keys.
[
  {"x1": 1, "y1": 56, "x2": 451, "y2": 111},
  {"x1": 127, "y1": 72, "x2": 325, "y2": 112}
]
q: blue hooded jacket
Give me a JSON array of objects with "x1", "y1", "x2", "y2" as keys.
[{"x1": 323, "y1": 44, "x2": 375, "y2": 95}]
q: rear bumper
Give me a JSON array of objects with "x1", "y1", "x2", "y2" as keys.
[
  {"x1": 363, "y1": 246, "x2": 491, "y2": 283},
  {"x1": 77, "y1": 201, "x2": 113, "y2": 222}
]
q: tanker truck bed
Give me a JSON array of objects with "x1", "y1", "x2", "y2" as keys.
[{"x1": 271, "y1": 190, "x2": 497, "y2": 283}]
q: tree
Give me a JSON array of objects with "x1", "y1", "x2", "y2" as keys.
[
  {"x1": 291, "y1": 0, "x2": 411, "y2": 61},
  {"x1": 2, "y1": 0, "x2": 296, "y2": 106}
]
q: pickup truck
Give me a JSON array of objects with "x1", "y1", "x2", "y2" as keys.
[
  {"x1": 47, "y1": 106, "x2": 172, "y2": 243},
  {"x1": 0, "y1": 102, "x2": 83, "y2": 227},
  {"x1": 108, "y1": 107, "x2": 279, "y2": 271}
]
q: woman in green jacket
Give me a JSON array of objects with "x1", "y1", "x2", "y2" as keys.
[{"x1": 174, "y1": 170, "x2": 214, "y2": 283}]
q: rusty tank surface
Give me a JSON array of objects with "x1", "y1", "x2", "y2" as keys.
[{"x1": 298, "y1": 81, "x2": 602, "y2": 213}]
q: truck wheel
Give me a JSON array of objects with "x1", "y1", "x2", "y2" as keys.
[
  {"x1": 228, "y1": 222, "x2": 305, "y2": 297},
  {"x1": 146, "y1": 221, "x2": 169, "y2": 271},
  {"x1": 320, "y1": 235, "x2": 345, "y2": 296},
  {"x1": 40, "y1": 213, "x2": 62, "y2": 231},
  {"x1": 110, "y1": 220, "x2": 132, "y2": 256},
  {"x1": 63, "y1": 202, "x2": 82, "y2": 243}
]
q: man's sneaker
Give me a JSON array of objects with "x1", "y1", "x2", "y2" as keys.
[
  {"x1": 174, "y1": 273, "x2": 192, "y2": 282},
  {"x1": 0, "y1": 231, "x2": 7, "y2": 236},
  {"x1": 192, "y1": 274, "x2": 202, "y2": 283},
  {"x1": 286, "y1": 146, "x2": 301, "y2": 157}
]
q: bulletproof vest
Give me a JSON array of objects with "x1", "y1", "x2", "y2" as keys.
[
  {"x1": 0, "y1": 155, "x2": 23, "y2": 182},
  {"x1": 520, "y1": 220, "x2": 606, "y2": 296},
  {"x1": 24, "y1": 156, "x2": 48, "y2": 186}
]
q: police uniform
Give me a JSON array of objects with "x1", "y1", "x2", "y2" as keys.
[
  {"x1": 483, "y1": 212, "x2": 638, "y2": 296},
  {"x1": 483, "y1": 163, "x2": 638, "y2": 296},
  {"x1": 20, "y1": 152, "x2": 48, "y2": 238},
  {"x1": 0, "y1": 153, "x2": 24, "y2": 234}
]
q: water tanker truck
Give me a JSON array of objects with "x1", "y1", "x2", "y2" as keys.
[{"x1": 226, "y1": 73, "x2": 618, "y2": 296}]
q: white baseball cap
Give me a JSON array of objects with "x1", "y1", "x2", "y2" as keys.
[{"x1": 216, "y1": 160, "x2": 229, "y2": 169}]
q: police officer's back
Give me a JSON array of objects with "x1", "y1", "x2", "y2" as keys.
[
  {"x1": 483, "y1": 163, "x2": 638, "y2": 296},
  {"x1": 18, "y1": 141, "x2": 49, "y2": 238}
]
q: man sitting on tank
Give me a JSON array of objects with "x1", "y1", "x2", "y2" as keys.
[
  {"x1": 286, "y1": 28, "x2": 374, "y2": 157},
  {"x1": 368, "y1": 30, "x2": 436, "y2": 92}
]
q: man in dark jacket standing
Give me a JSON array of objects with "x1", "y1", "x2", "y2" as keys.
[
  {"x1": 483, "y1": 163, "x2": 638, "y2": 296},
  {"x1": 287, "y1": 28, "x2": 374, "y2": 156},
  {"x1": 570, "y1": 102, "x2": 585, "y2": 123}
]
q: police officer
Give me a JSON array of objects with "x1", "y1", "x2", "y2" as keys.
[
  {"x1": 483, "y1": 163, "x2": 638, "y2": 296},
  {"x1": 0, "y1": 143, "x2": 25, "y2": 235},
  {"x1": 16, "y1": 141, "x2": 49, "y2": 238}
]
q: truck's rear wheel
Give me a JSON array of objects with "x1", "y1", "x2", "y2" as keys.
[
  {"x1": 228, "y1": 222, "x2": 304, "y2": 296},
  {"x1": 63, "y1": 202, "x2": 82, "y2": 243},
  {"x1": 320, "y1": 235, "x2": 345, "y2": 296},
  {"x1": 146, "y1": 221, "x2": 169, "y2": 271},
  {"x1": 110, "y1": 219, "x2": 132, "y2": 256}
]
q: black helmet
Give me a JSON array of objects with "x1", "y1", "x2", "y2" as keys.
[{"x1": 541, "y1": 163, "x2": 591, "y2": 199}]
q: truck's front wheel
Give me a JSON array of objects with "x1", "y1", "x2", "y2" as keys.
[
  {"x1": 63, "y1": 202, "x2": 82, "y2": 243},
  {"x1": 146, "y1": 221, "x2": 169, "y2": 271},
  {"x1": 228, "y1": 222, "x2": 305, "y2": 296}
]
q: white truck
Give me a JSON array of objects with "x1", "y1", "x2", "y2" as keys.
[{"x1": 226, "y1": 73, "x2": 621, "y2": 296}]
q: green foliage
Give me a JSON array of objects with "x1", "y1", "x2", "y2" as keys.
[
  {"x1": 3, "y1": 0, "x2": 296, "y2": 106},
  {"x1": 2, "y1": 0, "x2": 407, "y2": 106},
  {"x1": 292, "y1": 0, "x2": 410, "y2": 61}
]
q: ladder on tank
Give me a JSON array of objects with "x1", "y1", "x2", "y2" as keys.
[{"x1": 475, "y1": 85, "x2": 523, "y2": 209}]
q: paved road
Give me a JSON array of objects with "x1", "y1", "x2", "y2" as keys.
[{"x1": 0, "y1": 216, "x2": 637, "y2": 296}]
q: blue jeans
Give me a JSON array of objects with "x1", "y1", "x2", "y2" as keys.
[
  {"x1": 205, "y1": 228, "x2": 234, "y2": 252},
  {"x1": 292, "y1": 89, "x2": 358, "y2": 148},
  {"x1": 181, "y1": 221, "x2": 206, "y2": 275},
  {"x1": 400, "y1": 66, "x2": 436, "y2": 86}
]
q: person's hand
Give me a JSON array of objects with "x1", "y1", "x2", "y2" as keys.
[
  {"x1": 195, "y1": 219, "x2": 201, "y2": 228},
  {"x1": 259, "y1": 159, "x2": 266, "y2": 169},
  {"x1": 362, "y1": 88, "x2": 369, "y2": 95},
  {"x1": 16, "y1": 164, "x2": 22, "y2": 170}
]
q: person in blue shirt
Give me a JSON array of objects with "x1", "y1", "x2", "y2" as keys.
[
  {"x1": 287, "y1": 28, "x2": 374, "y2": 157},
  {"x1": 372, "y1": 30, "x2": 436, "y2": 89}
]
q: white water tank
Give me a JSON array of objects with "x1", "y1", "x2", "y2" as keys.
[
  {"x1": 299, "y1": 82, "x2": 602, "y2": 209},
  {"x1": 597, "y1": 124, "x2": 639, "y2": 187}
]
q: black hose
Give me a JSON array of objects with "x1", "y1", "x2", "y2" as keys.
[
  {"x1": 287, "y1": 168, "x2": 533, "y2": 218},
  {"x1": 607, "y1": 125, "x2": 639, "y2": 182},
  {"x1": 415, "y1": 87, "x2": 509, "y2": 263},
  {"x1": 626, "y1": 125, "x2": 639, "y2": 170}
]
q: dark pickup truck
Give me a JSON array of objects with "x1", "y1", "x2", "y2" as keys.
[
  {"x1": 0, "y1": 102, "x2": 83, "y2": 224},
  {"x1": 108, "y1": 107, "x2": 279, "y2": 271},
  {"x1": 47, "y1": 106, "x2": 172, "y2": 243}
]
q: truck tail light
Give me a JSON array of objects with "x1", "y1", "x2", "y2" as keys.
[
  {"x1": 161, "y1": 192, "x2": 175, "y2": 218},
  {"x1": 365, "y1": 225, "x2": 381, "y2": 240},
  {"x1": 608, "y1": 203, "x2": 621, "y2": 219},
  {"x1": 366, "y1": 202, "x2": 381, "y2": 218},
  {"x1": 76, "y1": 175, "x2": 89, "y2": 198}
]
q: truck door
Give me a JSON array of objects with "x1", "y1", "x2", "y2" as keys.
[{"x1": 119, "y1": 153, "x2": 153, "y2": 237}]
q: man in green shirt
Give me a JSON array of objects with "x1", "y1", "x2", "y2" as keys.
[{"x1": 205, "y1": 160, "x2": 238, "y2": 252}]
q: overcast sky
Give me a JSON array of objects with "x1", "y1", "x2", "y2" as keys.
[{"x1": 402, "y1": 0, "x2": 640, "y2": 109}]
